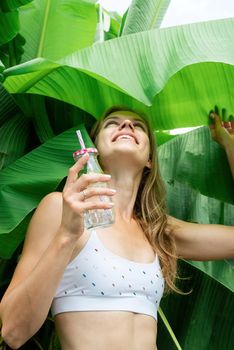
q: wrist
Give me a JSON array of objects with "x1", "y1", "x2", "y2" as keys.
[
  {"x1": 223, "y1": 139, "x2": 234, "y2": 152},
  {"x1": 56, "y1": 226, "x2": 83, "y2": 246}
]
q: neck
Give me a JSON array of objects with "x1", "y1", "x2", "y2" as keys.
[{"x1": 107, "y1": 167, "x2": 143, "y2": 222}]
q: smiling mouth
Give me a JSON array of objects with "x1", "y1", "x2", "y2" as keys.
[{"x1": 114, "y1": 135, "x2": 138, "y2": 143}]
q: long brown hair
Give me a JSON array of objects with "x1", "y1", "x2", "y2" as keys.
[{"x1": 90, "y1": 106, "x2": 179, "y2": 293}]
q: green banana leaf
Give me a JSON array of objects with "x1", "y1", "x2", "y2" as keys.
[
  {"x1": 0, "y1": 0, "x2": 30, "y2": 56},
  {"x1": 0, "y1": 113, "x2": 31, "y2": 169},
  {"x1": 164, "y1": 177, "x2": 234, "y2": 291},
  {"x1": 0, "y1": 11, "x2": 19, "y2": 46},
  {"x1": 0, "y1": 83, "x2": 95, "y2": 169},
  {"x1": 0, "y1": 84, "x2": 36, "y2": 169},
  {"x1": 158, "y1": 126, "x2": 234, "y2": 204},
  {"x1": 0, "y1": 0, "x2": 33, "y2": 12},
  {"x1": 157, "y1": 125, "x2": 234, "y2": 348},
  {"x1": 0, "y1": 124, "x2": 93, "y2": 258},
  {"x1": 0, "y1": 34, "x2": 26, "y2": 68},
  {"x1": 3, "y1": 18, "x2": 234, "y2": 129},
  {"x1": 18, "y1": 0, "x2": 98, "y2": 62},
  {"x1": 104, "y1": 10, "x2": 122, "y2": 41},
  {"x1": 158, "y1": 261, "x2": 234, "y2": 350},
  {"x1": 158, "y1": 126, "x2": 234, "y2": 290},
  {"x1": 158, "y1": 307, "x2": 183, "y2": 350},
  {"x1": 0, "y1": 1, "x2": 30, "y2": 69},
  {"x1": 0, "y1": 84, "x2": 19, "y2": 125},
  {"x1": 0, "y1": 60, "x2": 4, "y2": 72},
  {"x1": 121, "y1": 0, "x2": 171, "y2": 35},
  {"x1": 0, "y1": 85, "x2": 27, "y2": 169},
  {"x1": 14, "y1": 94, "x2": 55, "y2": 142},
  {"x1": 2, "y1": 18, "x2": 234, "y2": 206}
]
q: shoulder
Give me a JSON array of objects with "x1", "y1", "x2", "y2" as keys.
[
  {"x1": 32, "y1": 191, "x2": 63, "y2": 219},
  {"x1": 24, "y1": 191, "x2": 63, "y2": 247},
  {"x1": 38, "y1": 191, "x2": 63, "y2": 208}
]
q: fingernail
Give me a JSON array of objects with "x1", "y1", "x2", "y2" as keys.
[
  {"x1": 107, "y1": 202, "x2": 115, "y2": 207},
  {"x1": 103, "y1": 174, "x2": 111, "y2": 178},
  {"x1": 110, "y1": 189, "x2": 117, "y2": 193}
]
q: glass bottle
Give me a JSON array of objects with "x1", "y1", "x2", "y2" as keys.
[{"x1": 73, "y1": 147, "x2": 115, "y2": 229}]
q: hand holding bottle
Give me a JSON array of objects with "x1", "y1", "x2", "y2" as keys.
[{"x1": 61, "y1": 152, "x2": 115, "y2": 238}]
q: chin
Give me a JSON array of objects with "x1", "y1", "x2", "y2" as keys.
[{"x1": 102, "y1": 151, "x2": 148, "y2": 170}]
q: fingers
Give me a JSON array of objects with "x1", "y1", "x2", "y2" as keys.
[
  {"x1": 63, "y1": 173, "x2": 114, "y2": 212},
  {"x1": 64, "y1": 154, "x2": 112, "y2": 193},
  {"x1": 64, "y1": 153, "x2": 89, "y2": 191},
  {"x1": 209, "y1": 106, "x2": 234, "y2": 149},
  {"x1": 209, "y1": 110, "x2": 222, "y2": 128},
  {"x1": 66, "y1": 198, "x2": 114, "y2": 215},
  {"x1": 63, "y1": 172, "x2": 114, "y2": 207},
  {"x1": 63, "y1": 184, "x2": 115, "y2": 215},
  {"x1": 78, "y1": 189, "x2": 115, "y2": 210},
  {"x1": 70, "y1": 173, "x2": 112, "y2": 194},
  {"x1": 82, "y1": 200, "x2": 114, "y2": 211},
  {"x1": 78, "y1": 186, "x2": 116, "y2": 202},
  {"x1": 210, "y1": 106, "x2": 234, "y2": 128}
]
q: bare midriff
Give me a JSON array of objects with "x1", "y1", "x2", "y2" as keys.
[{"x1": 55, "y1": 311, "x2": 157, "y2": 350}]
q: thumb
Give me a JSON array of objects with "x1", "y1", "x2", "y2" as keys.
[{"x1": 209, "y1": 111, "x2": 223, "y2": 129}]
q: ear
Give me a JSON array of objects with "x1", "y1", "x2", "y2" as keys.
[{"x1": 146, "y1": 159, "x2": 152, "y2": 169}]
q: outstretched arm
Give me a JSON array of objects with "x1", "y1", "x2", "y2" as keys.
[
  {"x1": 209, "y1": 108, "x2": 234, "y2": 179},
  {"x1": 169, "y1": 216, "x2": 234, "y2": 260},
  {"x1": 170, "y1": 107, "x2": 234, "y2": 261}
]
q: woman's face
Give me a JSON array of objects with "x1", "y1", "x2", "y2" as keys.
[{"x1": 95, "y1": 110, "x2": 151, "y2": 171}]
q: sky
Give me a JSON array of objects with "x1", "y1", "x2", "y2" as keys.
[{"x1": 100, "y1": 0, "x2": 234, "y2": 27}]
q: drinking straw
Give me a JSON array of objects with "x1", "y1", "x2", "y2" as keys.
[{"x1": 76, "y1": 130, "x2": 86, "y2": 149}]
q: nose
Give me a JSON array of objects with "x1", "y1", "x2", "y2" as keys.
[{"x1": 118, "y1": 119, "x2": 134, "y2": 131}]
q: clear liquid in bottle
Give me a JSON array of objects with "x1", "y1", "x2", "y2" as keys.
[{"x1": 73, "y1": 148, "x2": 115, "y2": 229}]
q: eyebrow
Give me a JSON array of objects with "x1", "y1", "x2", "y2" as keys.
[{"x1": 104, "y1": 116, "x2": 119, "y2": 121}]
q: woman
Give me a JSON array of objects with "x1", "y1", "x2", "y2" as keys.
[{"x1": 0, "y1": 107, "x2": 234, "y2": 350}]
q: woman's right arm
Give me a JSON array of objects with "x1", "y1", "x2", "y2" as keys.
[
  {"x1": 0, "y1": 153, "x2": 114, "y2": 349},
  {"x1": 0, "y1": 191, "x2": 78, "y2": 349}
]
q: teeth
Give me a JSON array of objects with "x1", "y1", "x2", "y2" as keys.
[{"x1": 116, "y1": 135, "x2": 135, "y2": 142}]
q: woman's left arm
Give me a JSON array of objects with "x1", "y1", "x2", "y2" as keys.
[
  {"x1": 170, "y1": 108, "x2": 234, "y2": 261},
  {"x1": 169, "y1": 216, "x2": 234, "y2": 260}
]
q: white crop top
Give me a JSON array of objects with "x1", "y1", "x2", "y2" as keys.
[{"x1": 51, "y1": 230, "x2": 164, "y2": 321}]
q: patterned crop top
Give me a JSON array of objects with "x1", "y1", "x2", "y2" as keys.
[{"x1": 51, "y1": 230, "x2": 165, "y2": 321}]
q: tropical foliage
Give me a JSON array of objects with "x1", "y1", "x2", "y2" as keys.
[{"x1": 0, "y1": 0, "x2": 234, "y2": 349}]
